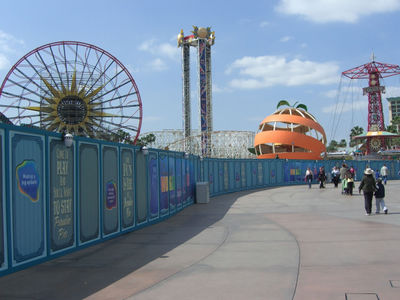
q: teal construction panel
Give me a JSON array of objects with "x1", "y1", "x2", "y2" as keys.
[
  {"x1": 257, "y1": 161, "x2": 263, "y2": 185},
  {"x1": 79, "y1": 143, "x2": 99, "y2": 244},
  {"x1": 11, "y1": 133, "x2": 45, "y2": 265},
  {"x1": 121, "y1": 148, "x2": 135, "y2": 229},
  {"x1": 102, "y1": 146, "x2": 119, "y2": 236},
  {"x1": 176, "y1": 157, "x2": 182, "y2": 207},
  {"x1": 159, "y1": 153, "x2": 169, "y2": 215},
  {"x1": 136, "y1": 151, "x2": 148, "y2": 224},
  {"x1": 148, "y1": 152, "x2": 159, "y2": 219},
  {"x1": 168, "y1": 155, "x2": 176, "y2": 211},
  {"x1": 0, "y1": 130, "x2": 4, "y2": 270},
  {"x1": 49, "y1": 139, "x2": 75, "y2": 252}
]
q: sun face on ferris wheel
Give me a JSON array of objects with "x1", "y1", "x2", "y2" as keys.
[
  {"x1": 27, "y1": 71, "x2": 112, "y2": 134},
  {"x1": 0, "y1": 41, "x2": 142, "y2": 142}
]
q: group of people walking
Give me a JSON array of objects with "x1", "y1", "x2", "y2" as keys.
[
  {"x1": 305, "y1": 164, "x2": 390, "y2": 216},
  {"x1": 359, "y1": 167, "x2": 388, "y2": 215}
]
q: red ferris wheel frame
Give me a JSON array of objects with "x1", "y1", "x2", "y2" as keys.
[{"x1": 0, "y1": 41, "x2": 143, "y2": 144}]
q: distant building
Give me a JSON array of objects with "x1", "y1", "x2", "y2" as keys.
[{"x1": 387, "y1": 97, "x2": 400, "y2": 123}]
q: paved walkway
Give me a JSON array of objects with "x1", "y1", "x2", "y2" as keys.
[{"x1": 1, "y1": 180, "x2": 400, "y2": 299}]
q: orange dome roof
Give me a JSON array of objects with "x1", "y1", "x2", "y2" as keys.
[{"x1": 254, "y1": 107, "x2": 326, "y2": 160}]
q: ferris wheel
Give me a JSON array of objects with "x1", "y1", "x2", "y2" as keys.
[{"x1": 0, "y1": 41, "x2": 142, "y2": 143}]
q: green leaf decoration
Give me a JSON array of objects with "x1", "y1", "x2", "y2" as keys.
[
  {"x1": 276, "y1": 100, "x2": 290, "y2": 109},
  {"x1": 296, "y1": 104, "x2": 308, "y2": 111}
]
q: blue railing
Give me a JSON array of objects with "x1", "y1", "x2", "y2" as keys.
[{"x1": 1, "y1": 122, "x2": 399, "y2": 276}]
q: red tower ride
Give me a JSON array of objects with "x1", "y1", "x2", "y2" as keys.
[{"x1": 342, "y1": 56, "x2": 400, "y2": 153}]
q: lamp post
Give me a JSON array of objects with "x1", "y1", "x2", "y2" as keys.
[
  {"x1": 140, "y1": 146, "x2": 149, "y2": 156},
  {"x1": 63, "y1": 133, "x2": 73, "y2": 148}
]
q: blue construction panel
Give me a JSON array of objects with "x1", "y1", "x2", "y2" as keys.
[
  {"x1": 148, "y1": 152, "x2": 160, "y2": 219},
  {"x1": 120, "y1": 148, "x2": 135, "y2": 230},
  {"x1": 176, "y1": 156, "x2": 182, "y2": 209},
  {"x1": 251, "y1": 161, "x2": 257, "y2": 187},
  {"x1": 257, "y1": 162, "x2": 263, "y2": 186},
  {"x1": 212, "y1": 160, "x2": 219, "y2": 195},
  {"x1": 208, "y1": 160, "x2": 215, "y2": 196},
  {"x1": 136, "y1": 150, "x2": 148, "y2": 224},
  {"x1": 182, "y1": 159, "x2": 187, "y2": 206},
  {"x1": 246, "y1": 162, "x2": 252, "y2": 188},
  {"x1": 102, "y1": 146, "x2": 119, "y2": 236},
  {"x1": 159, "y1": 154, "x2": 169, "y2": 216},
  {"x1": 49, "y1": 138, "x2": 75, "y2": 253},
  {"x1": 168, "y1": 155, "x2": 176, "y2": 212},
  {"x1": 78, "y1": 142, "x2": 100, "y2": 244},
  {"x1": 228, "y1": 161, "x2": 235, "y2": 190},
  {"x1": 10, "y1": 132, "x2": 46, "y2": 265}
]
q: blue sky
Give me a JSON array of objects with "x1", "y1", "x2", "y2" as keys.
[{"x1": 1, "y1": 0, "x2": 400, "y2": 144}]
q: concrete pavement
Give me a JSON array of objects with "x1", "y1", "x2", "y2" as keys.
[{"x1": 1, "y1": 180, "x2": 400, "y2": 299}]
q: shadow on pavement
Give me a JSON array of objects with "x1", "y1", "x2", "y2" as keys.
[{"x1": 0, "y1": 189, "x2": 261, "y2": 300}]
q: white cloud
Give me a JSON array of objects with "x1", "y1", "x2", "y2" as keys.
[
  {"x1": 0, "y1": 30, "x2": 24, "y2": 70},
  {"x1": 0, "y1": 53, "x2": 10, "y2": 70},
  {"x1": 322, "y1": 100, "x2": 367, "y2": 113},
  {"x1": 213, "y1": 83, "x2": 232, "y2": 93},
  {"x1": 148, "y1": 58, "x2": 168, "y2": 71},
  {"x1": 280, "y1": 36, "x2": 293, "y2": 42},
  {"x1": 226, "y1": 55, "x2": 340, "y2": 89},
  {"x1": 259, "y1": 21, "x2": 270, "y2": 27},
  {"x1": 385, "y1": 85, "x2": 400, "y2": 97},
  {"x1": 139, "y1": 39, "x2": 179, "y2": 60},
  {"x1": 0, "y1": 30, "x2": 24, "y2": 53},
  {"x1": 275, "y1": 0, "x2": 400, "y2": 23},
  {"x1": 323, "y1": 86, "x2": 363, "y2": 98}
]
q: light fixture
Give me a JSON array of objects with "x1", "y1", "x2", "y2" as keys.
[
  {"x1": 140, "y1": 145, "x2": 149, "y2": 156},
  {"x1": 63, "y1": 133, "x2": 73, "y2": 148},
  {"x1": 184, "y1": 152, "x2": 189, "y2": 159}
]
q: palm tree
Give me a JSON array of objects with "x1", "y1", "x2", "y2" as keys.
[
  {"x1": 349, "y1": 126, "x2": 364, "y2": 146},
  {"x1": 276, "y1": 100, "x2": 308, "y2": 111}
]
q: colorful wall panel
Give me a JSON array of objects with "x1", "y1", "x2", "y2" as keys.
[{"x1": 11, "y1": 133, "x2": 45, "y2": 265}]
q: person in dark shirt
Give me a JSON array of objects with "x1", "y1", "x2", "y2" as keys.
[
  {"x1": 318, "y1": 166, "x2": 327, "y2": 188},
  {"x1": 375, "y1": 178, "x2": 388, "y2": 214},
  {"x1": 359, "y1": 168, "x2": 376, "y2": 216}
]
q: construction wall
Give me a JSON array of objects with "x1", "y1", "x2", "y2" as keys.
[{"x1": 0, "y1": 122, "x2": 399, "y2": 276}]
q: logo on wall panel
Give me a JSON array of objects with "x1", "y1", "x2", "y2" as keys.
[
  {"x1": 106, "y1": 181, "x2": 117, "y2": 209},
  {"x1": 16, "y1": 160, "x2": 40, "y2": 202}
]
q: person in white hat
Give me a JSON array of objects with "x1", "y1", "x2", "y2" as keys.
[{"x1": 358, "y1": 168, "x2": 376, "y2": 216}]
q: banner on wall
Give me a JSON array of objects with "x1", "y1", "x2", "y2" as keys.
[
  {"x1": 50, "y1": 140, "x2": 74, "y2": 252},
  {"x1": 121, "y1": 149, "x2": 134, "y2": 228},
  {"x1": 148, "y1": 153, "x2": 159, "y2": 218}
]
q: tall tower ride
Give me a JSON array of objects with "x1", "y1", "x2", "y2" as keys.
[
  {"x1": 342, "y1": 55, "x2": 400, "y2": 153},
  {"x1": 178, "y1": 26, "x2": 215, "y2": 157}
]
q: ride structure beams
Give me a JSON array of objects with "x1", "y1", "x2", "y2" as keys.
[
  {"x1": 342, "y1": 58, "x2": 400, "y2": 154},
  {"x1": 178, "y1": 26, "x2": 215, "y2": 157}
]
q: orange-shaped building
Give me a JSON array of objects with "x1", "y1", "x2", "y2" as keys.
[{"x1": 254, "y1": 107, "x2": 326, "y2": 160}]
